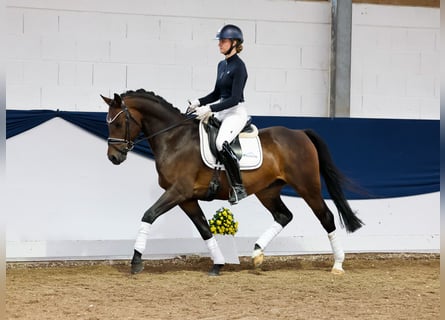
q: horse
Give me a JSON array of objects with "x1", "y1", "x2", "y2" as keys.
[{"x1": 101, "y1": 89, "x2": 364, "y2": 276}]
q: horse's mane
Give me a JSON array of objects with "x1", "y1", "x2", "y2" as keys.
[{"x1": 121, "y1": 89, "x2": 182, "y2": 114}]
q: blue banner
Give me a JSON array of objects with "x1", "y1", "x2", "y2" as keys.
[{"x1": 6, "y1": 109, "x2": 439, "y2": 200}]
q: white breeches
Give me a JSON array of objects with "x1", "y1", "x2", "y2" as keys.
[{"x1": 214, "y1": 104, "x2": 249, "y2": 151}]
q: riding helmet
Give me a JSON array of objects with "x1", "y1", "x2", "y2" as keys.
[{"x1": 216, "y1": 24, "x2": 243, "y2": 43}]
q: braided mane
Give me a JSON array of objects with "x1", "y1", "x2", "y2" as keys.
[{"x1": 121, "y1": 89, "x2": 181, "y2": 114}]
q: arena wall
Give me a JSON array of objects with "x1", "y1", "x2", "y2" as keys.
[
  {"x1": 5, "y1": 0, "x2": 439, "y2": 260},
  {"x1": 5, "y1": 0, "x2": 439, "y2": 118}
]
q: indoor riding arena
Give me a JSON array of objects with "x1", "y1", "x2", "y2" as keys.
[{"x1": 3, "y1": 0, "x2": 439, "y2": 319}]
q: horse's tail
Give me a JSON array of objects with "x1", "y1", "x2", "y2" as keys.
[{"x1": 304, "y1": 129, "x2": 364, "y2": 233}]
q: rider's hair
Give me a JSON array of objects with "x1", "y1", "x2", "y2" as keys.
[{"x1": 234, "y1": 40, "x2": 243, "y2": 54}]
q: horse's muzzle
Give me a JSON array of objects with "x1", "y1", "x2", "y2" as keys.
[{"x1": 108, "y1": 150, "x2": 127, "y2": 165}]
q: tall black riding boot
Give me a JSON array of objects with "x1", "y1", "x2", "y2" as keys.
[{"x1": 219, "y1": 141, "x2": 248, "y2": 205}]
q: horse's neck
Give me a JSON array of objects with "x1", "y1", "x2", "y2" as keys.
[
  {"x1": 142, "y1": 111, "x2": 182, "y2": 133},
  {"x1": 145, "y1": 119, "x2": 195, "y2": 160},
  {"x1": 135, "y1": 101, "x2": 188, "y2": 154},
  {"x1": 129, "y1": 97, "x2": 180, "y2": 132}
]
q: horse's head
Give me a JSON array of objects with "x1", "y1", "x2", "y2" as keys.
[{"x1": 101, "y1": 93, "x2": 142, "y2": 165}]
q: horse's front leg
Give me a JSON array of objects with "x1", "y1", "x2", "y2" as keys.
[
  {"x1": 131, "y1": 189, "x2": 185, "y2": 274},
  {"x1": 179, "y1": 200, "x2": 225, "y2": 276}
]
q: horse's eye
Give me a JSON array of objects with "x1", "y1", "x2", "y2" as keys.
[{"x1": 114, "y1": 122, "x2": 122, "y2": 129}]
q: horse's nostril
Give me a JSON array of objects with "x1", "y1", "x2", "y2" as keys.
[{"x1": 109, "y1": 154, "x2": 118, "y2": 163}]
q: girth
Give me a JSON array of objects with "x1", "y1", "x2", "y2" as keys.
[{"x1": 203, "y1": 115, "x2": 253, "y2": 160}]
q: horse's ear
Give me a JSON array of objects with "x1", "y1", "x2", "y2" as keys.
[
  {"x1": 113, "y1": 93, "x2": 122, "y2": 106},
  {"x1": 100, "y1": 94, "x2": 113, "y2": 106}
]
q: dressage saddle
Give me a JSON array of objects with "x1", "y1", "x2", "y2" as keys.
[{"x1": 203, "y1": 115, "x2": 254, "y2": 161}]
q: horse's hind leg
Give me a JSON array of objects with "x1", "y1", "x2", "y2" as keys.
[
  {"x1": 298, "y1": 189, "x2": 345, "y2": 274},
  {"x1": 253, "y1": 184, "x2": 294, "y2": 267}
]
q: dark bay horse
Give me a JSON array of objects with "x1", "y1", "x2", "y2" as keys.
[{"x1": 102, "y1": 89, "x2": 363, "y2": 276}]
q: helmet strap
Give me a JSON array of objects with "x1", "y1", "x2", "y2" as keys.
[{"x1": 223, "y1": 40, "x2": 237, "y2": 56}]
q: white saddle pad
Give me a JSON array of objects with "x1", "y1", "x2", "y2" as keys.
[{"x1": 199, "y1": 121, "x2": 263, "y2": 170}]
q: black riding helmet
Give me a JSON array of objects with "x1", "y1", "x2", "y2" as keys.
[{"x1": 215, "y1": 24, "x2": 244, "y2": 43}]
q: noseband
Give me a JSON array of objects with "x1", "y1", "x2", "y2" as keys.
[{"x1": 106, "y1": 103, "x2": 139, "y2": 153}]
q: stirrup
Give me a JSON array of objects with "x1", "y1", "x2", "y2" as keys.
[{"x1": 229, "y1": 185, "x2": 247, "y2": 205}]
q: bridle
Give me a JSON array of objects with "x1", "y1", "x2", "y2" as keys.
[
  {"x1": 106, "y1": 102, "x2": 140, "y2": 153},
  {"x1": 106, "y1": 101, "x2": 196, "y2": 154}
]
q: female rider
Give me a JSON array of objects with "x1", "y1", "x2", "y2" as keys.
[{"x1": 190, "y1": 24, "x2": 249, "y2": 205}]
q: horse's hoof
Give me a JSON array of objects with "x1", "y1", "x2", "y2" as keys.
[
  {"x1": 208, "y1": 264, "x2": 224, "y2": 276},
  {"x1": 331, "y1": 267, "x2": 345, "y2": 275},
  {"x1": 131, "y1": 263, "x2": 144, "y2": 274},
  {"x1": 252, "y1": 252, "x2": 264, "y2": 268}
]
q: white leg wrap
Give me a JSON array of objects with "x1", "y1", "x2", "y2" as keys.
[
  {"x1": 205, "y1": 237, "x2": 225, "y2": 265},
  {"x1": 134, "y1": 222, "x2": 152, "y2": 254},
  {"x1": 328, "y1": 231, "x2": 345, "y2": 271},
  {"x1": 252, "y1": 248, "x2": 263, "y2": 259},
  {"x1": 255, "y1": 221, "x2": 284, "y2": 251}
]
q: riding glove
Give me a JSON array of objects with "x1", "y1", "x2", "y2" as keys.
[
  {"x1": 194, "y1": 105, "x2": 212, "y2": 120},
  {"x1": 187, "y1": 99, "x2": 201, "y2": 113}
]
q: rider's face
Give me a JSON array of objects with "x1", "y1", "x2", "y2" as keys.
[{"x1": 218, "y1": 39, "x2": 233, "y2": 55}]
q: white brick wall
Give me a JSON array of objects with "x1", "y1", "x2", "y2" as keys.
[
  {"x1": 23, "y1": 9, "x2": 59, "y2": 35},
  {"x1": 351, "y1": 4, "x2": 439, "y2": 119},
  {"x1": 5, "y1": 0, "x2": 439, "y2": 119}
]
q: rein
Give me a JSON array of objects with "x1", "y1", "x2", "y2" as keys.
[{"x1": 107, "y1": 102, "x2": 196, "y2": 153}]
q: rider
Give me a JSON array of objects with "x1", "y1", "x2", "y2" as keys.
[{"x1": 190, "y1": 24, "x2": 249, "y2": 205}]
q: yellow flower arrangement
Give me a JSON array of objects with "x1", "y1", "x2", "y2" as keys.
[{"x1": 208, "y1": 207, "x2": 239, "y2": 235}]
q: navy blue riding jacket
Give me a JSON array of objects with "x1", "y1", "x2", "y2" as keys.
[{"x1": 198, "y1": 54, "x2": 248, "y2": 113}]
